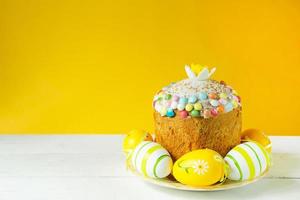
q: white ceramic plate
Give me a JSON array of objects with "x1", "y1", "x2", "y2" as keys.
[{"x1": 128, "y1": 165, "x2": 270, "y2": 191}]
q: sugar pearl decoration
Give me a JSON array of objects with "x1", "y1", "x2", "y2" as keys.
[
  {"x1": 160, "y1": 107, "x2": 167, "y2": 116},
  {"x1": 177, "y1": 103, "x2": 185, "y2": 111},
  {"x1": 166, "y1": 108, "x2": 175, "y2": 117},
  {"x1": 198, "y1": 92, "x2": 208, "y2": 100},
  {"x1": 165, "y1": 94, "x2": 172, "y2": 100},
  {"x1": 208, "y1": 93, "x2": 218, "y2": 99},
  {"x1": 219, "y1": 93, "x2": 227, "y2": 99},
  {"x1": 231, "y1": 100, "x2": 238, "y2": 108},
  {"x1": 224, "y1": 102, "x2": 233, "y2": 112},
  {"x1": 179, "y1": 110, "x2": 188, "y2": 118},
  {"x1": 185, "y1": 104, "x2": 194, "y2": 112},
  {"x1": 179, "y1": 97, "x2": 188, "y2": 105},
  {"x1": 211, "y1": 108, "x2": 218, "y2": 117},
  {"x1": 190, "y1": 110, "x2": 200, "y2": 117},
  {"x1": 171, "y1": 101, "x2": 178, "y2": 109},
  {"x1": 194, "y1": 102, "x2": 202, "y2": 110},
  {"x1": 217, "y1": 105, "x2": 224, "y2": 113},
  {"x1": 203, "y1": 109, "x2": 211, "y2": 118},
  {"x1": 219, "y1": 99, "x2": 228, "y2": 105},
  {"x1": 210, "y1": 99, "x2": 219, "y2": 107},
  {"x1": 188, "y1": 96, "x2": 197, "y2": 104},
  {"x1": 172, "y1": 95, "x2": 179, "y2": 101}
]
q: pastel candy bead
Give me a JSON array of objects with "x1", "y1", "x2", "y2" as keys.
[
  {"x1": 166, "y1": 101, "x2": 172, "y2": 107},
  {"x1": 217, "y1": 105, "x2": 224, "y2": 113},
  {"x1": 188, "y1": 96, "x2": 197, "y2": 104},
  {"x1": 231, "y1": 100, "x2": 238, "y2": 108},
  {"x1": 210, "y1": 99, "x2": 219, "y2": 107},
  {"x1": 190, "y1": 110, "x2": 200, "y2": 117},
  {"x1": 177, "y1": 103, "x2": 185, "y2": 111},
  {"x1": 203, "y1": 109, "x2": 211, "y2": 118},
  {"x1": 198, "y1": 92, "x2": 208, "y2": 100},
  {"x1": 164, "y1": 94, "x2": 172, "y2": 100},
  {"x1": 172, "y1": 95, "x2": 180, "y2": 102},
  {"x1": 171, "y1": 101, "x2": 178, "y2": 109},
  {"x1": 219, "y1": 99, "x2": 228, "y2": 105},
  {"x1": 185, "y1": 103, "x2": 193, "y2": 112},
  {"x1": 179, "y1": 110, "x2": 188, "y2": 118},
  {"x1": 166, "y1": 108, "x2": 175, "y2": 117},
  {"x1": 211, "y1": 108, "x2": 218, "y2": 116},
  {"x1": 224, "y1": 102, "x2": 233, "y2": 112},
  {"x1": 225, "y1": 141, "x2": 271, "y2": 181},
  {"x1": 154, "y1": 102, "x2": 162, "y2": 112},
  {"x1": 208, "y1": 93, "x2": 218, "y2": 99},
  {"x1": 179, "y1": 97, "x2": 188, "y2": 105},
  {"x1": 160, "y1": 107, "x2": 167, "y2": 116},
  {"x1": 219, "y1": 93, "x2": 227, "y2": 99},
  {"x1": 194, "y1": 102, "x2": 202, "y2": 110}
]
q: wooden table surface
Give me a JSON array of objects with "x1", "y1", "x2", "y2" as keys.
[{"x1": 0, "y1": 135, "x2": 299, "y2": 200}]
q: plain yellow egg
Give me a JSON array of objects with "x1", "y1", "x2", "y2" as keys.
[
  {"x1": 241, "y1": 129, "x2": 272, "y2": 153},
  {"x1": 172, "y1": 149, "x2": 226, "y2": 187},
  {"x1": 122, "y1": 129, "x2": 153, "y2": 154}
]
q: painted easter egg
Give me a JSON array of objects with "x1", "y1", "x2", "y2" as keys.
[
  {"x1": 225, "y1": 141, "x2": 271, "y2": 181},
  {"x1": 122, "y1": 130, "x2": 153, "y2": 155},
  {"x1": 173, "y1": 149, "x2": 227, "y2": 186},
  {"x1": 241, "y1": 129, "x2": 272, "y2": 153},
  {"x1": 131, "y1": 141, "x2": 173, "y2": 178}
]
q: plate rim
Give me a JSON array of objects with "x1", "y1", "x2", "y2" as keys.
[{"x1": 128, "y1": 165, "x2": 271, "y2": 191}]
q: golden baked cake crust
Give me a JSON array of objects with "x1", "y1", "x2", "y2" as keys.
[{"x1": 154, "y1": 108, "x2": 242, "y2": 160}]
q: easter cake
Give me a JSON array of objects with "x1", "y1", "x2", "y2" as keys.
[{"x1": 153, "y1": 65, "x2": 242, "y2": 160}]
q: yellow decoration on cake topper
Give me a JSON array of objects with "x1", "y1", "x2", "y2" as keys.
[
  {"x1": 191, "y1": 64, "x2": 205, "y2": 75},
  {"x1": 185, "y1": 64, "x2": 216, "y2": 81}
]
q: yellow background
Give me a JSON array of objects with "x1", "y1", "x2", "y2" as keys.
[{"x1": 0, "y1": 0, "x2": 299, "y2": 135}]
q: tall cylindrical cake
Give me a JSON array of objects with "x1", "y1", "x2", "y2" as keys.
[{"x1": 153, "y1": 65, "x2": 242, "y2": 160}]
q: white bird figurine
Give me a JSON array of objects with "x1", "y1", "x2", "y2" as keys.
[{"x1": 185, "y1": 64, "x2": 216, "y2": 81}]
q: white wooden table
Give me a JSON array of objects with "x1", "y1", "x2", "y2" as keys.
[{"x1": 0, "y1": 135, "x2": 299, "y2": 200}]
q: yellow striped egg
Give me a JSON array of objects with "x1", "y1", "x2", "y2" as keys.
[
  {"x1": 225, "y1": 141, "x2": 271, "y2": 181},
  {"x1": 131, "y1": 141, "x2": 173, "y2": 178}
]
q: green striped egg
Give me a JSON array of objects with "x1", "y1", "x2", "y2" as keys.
[
  {"x1": 225, "y1": 141, "x2": 271, "y2": 181},
  {"x1": 131, "y1": 141, "x2": 173, "y2": 178}
]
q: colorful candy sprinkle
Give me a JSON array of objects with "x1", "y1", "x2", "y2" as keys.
[
  {"x1": 224, "y1": 103, "x2": 233, "y2": 112},
  {"x1": 185, "y1": 103, "x2": 194, "y2": 112},
  {"x1": 220, "y1": 80, "x2": 226, "y2": 85},
  {"x1": 154, "y1": 102, "x2": 162, "y2": 112},
  {"x1": 171, "y1": 101, "x2": 178, "y2": 109},
  {"x1": 179, "y1": 97, "x2": 188, "y2": 105},
  {"x1": 177, "y1": 103, "x2": 185, "y2": 111},
  {"x1": 194, "y1": 102, "x2": 202, "y2": 110},
  {"x1": 219, "y1": 99, "x2": 228, "y2": 105},
  {"x1": 217, "y1": 105, "x2": 224, "y2": 113},
  {"x1": 219, "y1": 93, "x2": 227, "y2": 99},
  {"x1": 190, "y1": 110, "x2": 200, "y2": 117},
  {"x1": 166, "y1": 108, "x2": 175, "y2": 117},
  {"x1": 165, "y1": 94, "x2": 172, "y2": 100},
  {"x1": 208, "y1": 93, "x2": 218, "y2": 99},
  {"x1": 211, "y1": 108, "x2": 218, "y2": 117},
  {"x1": 166, "y1": 100, "x2": 172, "y2": 107},
  {"x1": 172, "y1": 95, "x2": 179, "y2": 101},
  {"x1": 179, "y1": 110, "x2": 188, "y2": 118},
  {"x1": 203, "y1": 109, "x2": 211, "y2": 118},
  {"x1": 210, "y1": 99, "x2": 219, "y2": 107},
  {"x1": 231, "y1": 100, "x2": 238, "y2": 108},
  {"x1": 160, "y1": 107, "x2": 167, "y2": 116},
  {"x1": 198, "y1": 92, "x2": 208, "y2": 100},
  {"x1": 188, "y1": 96, "x2": 197, "y2": 104}
]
